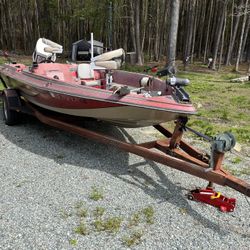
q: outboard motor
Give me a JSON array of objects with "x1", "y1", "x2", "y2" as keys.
[{"x1": 32, "y1": 38, "x2": 63, "y2": 63}]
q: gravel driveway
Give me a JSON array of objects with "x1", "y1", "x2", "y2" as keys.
[{"x1": 0, "y1": 112, "x2": 249, "y2": 250}]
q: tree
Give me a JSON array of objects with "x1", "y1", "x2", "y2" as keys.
[
  {"x1": 225, "y1": 0, "x2": 244, "y2": 65},
  {"x1": 0, "y1": 0, "x2": 249, "y2": 72},
  {"x1": 133, "y1": 0, "x2": 143, "y2": 65},
  {"x1": 211, "y1": 0, "x2": 228, "y2": 70},
  {"x1": 235, "y1": 0, "x2": 249, "y2": 71},
  {"x1": 166, "y1": 0, "x2": 180, "y2": 67}
]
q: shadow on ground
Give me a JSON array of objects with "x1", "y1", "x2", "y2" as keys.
[{"x1": 1, "y1": 112, "x2": 247, "y2": 237}]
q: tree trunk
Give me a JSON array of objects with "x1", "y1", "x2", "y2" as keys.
[
  {"x1": 218, "y1": 11, "x2": 227, "y2": 70},
  {"x1": 141, "y1": 0, "x2": 148, "y2": 53},
  {"x1": 203, "y1": 0, "x2": 214, "y2": 63},
  {"x1": 241, "y1": 15, "x2": 250, "y2": 61},
  {"x1": 225, "y1": 0, "x2": 243, "y2": 65},
  {"x1": 167, "y1": 0, "x2": 180, "y2": 67},
  {"x1": 134, "y1": 0, "x2": 143, "y2": 65},
  {"x1": 34, "y1": 0, "x2": 40, "y2": 38},
  {"x1": 130, "y1": 1, "x2": 136, "y2": 52},
  {"x1": 184, "y1": 0, "x2": 196, "y2": 69},
  {"x1": 154, "y1": 0, "x2": 160, "y2": 61},
  {"x1": 235, "y1": 0, "x2": 249, "y2": 71},
  {"x1": 211, "y1": 0, "x2": 228, "y2": 70}
]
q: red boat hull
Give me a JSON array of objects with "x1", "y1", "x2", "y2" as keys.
[{"x1": 0, "y1": 63, "x2": 196, "y2": 127}]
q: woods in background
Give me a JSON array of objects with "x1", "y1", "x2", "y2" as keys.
[{"x1": 0, "y1": 0, "x2": 249, "y2": 70}]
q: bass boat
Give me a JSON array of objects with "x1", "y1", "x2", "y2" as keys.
[{"x1": 0, "y1": 36, "x2": 196, "y2": 127}]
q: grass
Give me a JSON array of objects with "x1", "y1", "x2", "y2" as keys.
[
  {"x1": 62, "y1": 198, "x2": 155, "y2": 247},
  {"x1": 231, "y1": 157, "x2": 242, "y2": 164},
  {"x1": 76, "y1": 208, "x2": 88, "y2": 218},
  {"x1": 122, "y1": 62, "x2": 250, "y2": 144},
  {"x1": 224, "y1": 165, "x2": 250, "y2": 176},
  {"x1": 93, "y1": 206, "x2": 105, "y2": 218},
  {"x1": 93, "y1": 216, "x2": 123, "y2": 233},
  {"x1": 142, "y1": 206, "x2": 154, "y2": 224},
  {"x1": 69, "y1": 239, "x2": 78, "y2": 246},
  {"x1": 122, "y1": 230, "x2": 144, "y2": 247},
  {"x1": 127, "y1": 212, "x2": 141, "y2": 227},
  {"x1": 175, "y1": 70, "x2": 250, "y2": 144},
  {"x1": 60, "y1": 209, "x2": 72, "y2": 219},
  {"x1": 104, "y1": 217, "x2": 123, "y2": 233},
  {"x1": 0, "y1": 55, "x2": 32, "y2": 65},
  {"x1": 89, "y1": 186, "x2": 104, "y2": 201},
  {"x1": 74, "y1": 221, "x2": 88, "y2": 235},
  {"x1": 75, "y1": 201, "x2": 85, "y2": 209}
]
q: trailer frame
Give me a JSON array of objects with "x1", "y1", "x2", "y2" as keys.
[{"x1": 1, "y1": 88, "x2": 250, "y2": 198}]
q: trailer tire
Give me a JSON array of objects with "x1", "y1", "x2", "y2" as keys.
[{"x1": 2, "y1": 94, "x2": 20, "y2": 125}]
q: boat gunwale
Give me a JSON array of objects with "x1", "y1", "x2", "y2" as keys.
[{"x1": 0, "y1": 64, "x2": 197, "y2": 115}]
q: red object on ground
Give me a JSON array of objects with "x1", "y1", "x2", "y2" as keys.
[
  {"x1": 151, "y1": 67, "x2": 158, "y2": 73},
  {"x1": 188, "y1": 187, "x2": 236, "y2": 212}
]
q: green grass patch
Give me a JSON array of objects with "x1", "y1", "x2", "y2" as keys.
[
  {"x1": 142, "y1": 206, "x2": 154, "y2": 225},
  {"x1": 93, "y1": 216, "x2": 123, "y2": 233},
  {"x1": 89, "y1": 186, "x2": 104, "y2": 201},
  {"x1": 76, "y1": 208, "x2": 88, "y2": 218},
  {"x1": 176, "y1": 71, "x2": 250, "y2": 144},
  {"x1": 62, "y1": 200, "x2": 156, "y2": 247},
  {"x1": 74, "y1": 201, "x2": 85, "y2": 209},
  {"x1": 74, "y1": 221, "x2": 88, "y2": 235},
  {"x1": 93, "y1": 206, "x2": 105, "y2": 218},
  {"x1": 121, "y1": 64, "x2": 147, "y2": 73},
  {"x1": 122, "y1": 230, "x2": 144, "y2": 247},
  {"x1": 127, "y1": 212, "x2": 141, "y2": 228},
  {"x1": 69, "y1": 239, "x2": 78, "y2": 246},
  {"x1": 231, "y1": 157, "x2": 242, "y2": 164},
  {"x1": 0, "y1": 57, "x2": 6, "y2": 64}
]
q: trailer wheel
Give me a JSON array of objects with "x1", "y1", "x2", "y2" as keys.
[
  {"x1": 187, "y1": 194, "x2": 194, "y2": 200},
  {"x1": 2, "y1": 93, "x2": 20, "y2": 125}
]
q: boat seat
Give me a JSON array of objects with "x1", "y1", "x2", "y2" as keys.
[
  {"x1": 94, "y1": 60, "x2": 121, "y2": 70},
  {"x1": 81, "y1": 80, "x2": 101, "y2": 87},
  {"x1": 77, "y1": 63, "x2": 101, "y2": 87},
  {"x1": 77, "y1": 63, "x2": 94, "y2": 79}
]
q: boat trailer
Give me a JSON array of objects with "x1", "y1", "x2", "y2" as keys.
[{"x1": 1, "y1": 89, "x2": 250, "y2": 210}]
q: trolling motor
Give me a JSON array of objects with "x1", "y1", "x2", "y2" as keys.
[{"x1": 156, "y1": 65, "x2": 190, "y2": 102}]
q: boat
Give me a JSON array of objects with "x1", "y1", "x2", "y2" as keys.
[{"x1": 0, "y1": 36, "x2": 196, "y2": 127}]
